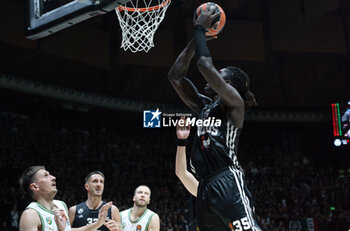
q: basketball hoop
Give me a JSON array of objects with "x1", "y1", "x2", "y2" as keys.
[{"x1": 115, "y1": 0, "x2": 171, "y2": 53}]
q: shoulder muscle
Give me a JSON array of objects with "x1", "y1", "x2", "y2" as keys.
[{"x1": 20, "y1": 209, "x2": 41, "y2": 231}]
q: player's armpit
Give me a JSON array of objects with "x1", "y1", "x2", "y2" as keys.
[
  {"x1": 19, "y1": 209, "x2": 41, "y2": 231},
  {"x1": 168, "y1": 77, "x2": 207, "y2": 114}
]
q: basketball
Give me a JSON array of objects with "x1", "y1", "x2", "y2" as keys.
[{"x1": 193, "y1": 2, "x2": 226, "y2": 37}]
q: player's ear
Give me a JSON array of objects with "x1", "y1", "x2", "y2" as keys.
[
  {"x1": 84, "y1": 183, "x2": 89, "y2": 191},
  {"x1": 30, "y1": 182, "x2": 38, "y2": 192}
]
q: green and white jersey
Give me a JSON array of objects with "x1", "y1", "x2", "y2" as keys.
[
  {"x1": 120, "y1": 208, "x2": 155, "y2": 231},
  {"x1": 26, "y1": 199, "x2": 71, "y2": 231}
]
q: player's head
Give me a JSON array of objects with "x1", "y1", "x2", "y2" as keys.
[
  {"x1": 85, "y1": 171, "x2": 105, "y2": 197},
  {"x1": 19, "y1": 166, "x2": 57, "y2": 199},
  {"x1": 133, "y1": 185, "x2": 151, "y2": 208},
  {"x1": 204, "y1": 66, "x2": 257, "y2": 111},
  {"x1": 223, "y1": 66, "x2": 257, "y2": 110}
]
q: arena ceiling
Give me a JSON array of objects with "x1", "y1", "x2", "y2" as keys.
[{"x1": 1, "y1": 0, "x2": 350, "y2": 110}]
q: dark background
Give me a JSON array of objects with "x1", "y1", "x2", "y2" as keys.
[
  {"x1": 1, "y1": 0, "x2": 350, "y2": 108},
  {"x1": 0, "y1": 0, "x2": 350, "y2": 231}
]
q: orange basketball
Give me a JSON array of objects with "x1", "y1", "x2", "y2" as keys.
[{"x1": 194, "y1": 2, "x2": 226, "y2": 37}]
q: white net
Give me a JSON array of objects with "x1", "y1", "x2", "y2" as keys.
[{"x1": 115, "y1": 0, "x2": 171, "y2": 53}]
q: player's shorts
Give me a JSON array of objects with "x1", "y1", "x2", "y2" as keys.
[{"x1": 196, "y1": 166, "x2": 261, "y2": 231}]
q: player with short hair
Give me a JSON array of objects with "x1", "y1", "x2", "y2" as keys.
[
  {"x1": 168, "y1": 6, "x2": 261, "y2": 231},
  {"x1": 120, "y1": 185, "x2": 160, "y2": 231},
  {"x1": 19, "y1": 166, "x2": 111, "y2": 231},
  {"x1": 69, "y1": 171, "x2": 121, "y2": 231}
]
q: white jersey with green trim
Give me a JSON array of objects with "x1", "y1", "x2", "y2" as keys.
[
  {"x1": 26, "y1": 199, "x2": 71, "y2": 231},
  {"x1": 120, "y1": 208, "x2": 155, "y2": 231}
]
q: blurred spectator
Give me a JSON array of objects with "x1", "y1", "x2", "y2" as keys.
[
  {"x1": 10, "y1": 204, "x2": 19, "y2": 231},
  {"x1": 0, "y1": 222, "x2": 10, "y2": 231}
]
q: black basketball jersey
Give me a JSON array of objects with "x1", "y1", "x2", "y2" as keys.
[
  {"x1": 72, "y1": 201, "x2": 112, "y2": 231},
  {"x1": 190, "y1": 100, "x2": 241, "y2": 179}
]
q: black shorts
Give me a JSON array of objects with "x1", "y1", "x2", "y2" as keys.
[{"x1": 196, "y1": 167, "x2": 261, "y2": 231}]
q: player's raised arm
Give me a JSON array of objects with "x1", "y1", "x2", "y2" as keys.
[
  {"x1": 175, "y1": 118, "x2": 198, "y2": 197},
  {"x1": 168, "y1": 39, "x2": 210, "y2": 114},
  {"x1": 194, "y1": 6, "x2": 245, "y2": 119}
]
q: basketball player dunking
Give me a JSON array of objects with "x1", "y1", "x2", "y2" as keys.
[
  {"x1": 69, "y1": 171, "x2": 121, "y2": 231},
  {"x1": 168, "y1": 6, "x2": 261, "y2": 231},
  {"x1": 120, "y1": 185, "x2": 159, "y2": 231}
]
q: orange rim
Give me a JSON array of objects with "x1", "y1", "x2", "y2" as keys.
[{"x1": 117, "y1": 0, "x2": 170, "y2": 12}]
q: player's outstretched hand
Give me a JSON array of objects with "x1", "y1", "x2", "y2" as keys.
[
  {"x1": 195, "y1": 5, "x2": 221, "y2": 29},
  {"x1": 97, "y1": 202, "x2": 112, "y2": 226},
  {"x1": 54, "y1": 209, "x2": 68, "y2": 231},
  {"x1": 104, "y1": 218, "x2": 120, "y2": 231},
  {"x1": 176, "y1": 117, "x2": 190, "y2": 140}
]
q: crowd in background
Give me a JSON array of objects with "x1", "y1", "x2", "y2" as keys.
[{"x1": 0, "y1": 109, "x2": 349, "y2": 231}]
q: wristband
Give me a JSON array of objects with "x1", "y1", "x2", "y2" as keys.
[
  {"x1": 177, "y1": 139, "x2": 187, "y2": 147},
  {"x1": 194, "y1": 25, "x2": 211, "y2": 60}
]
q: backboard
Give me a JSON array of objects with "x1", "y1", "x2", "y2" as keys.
[{"x1": 25, "y1": 0, "x2": 132, "y2": 39}]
